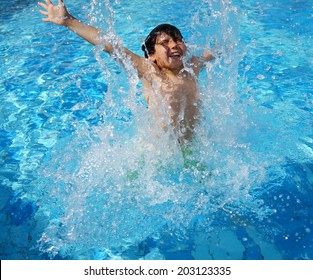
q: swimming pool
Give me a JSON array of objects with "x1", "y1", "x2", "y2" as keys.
[{"x1": 0, "y1": 0, "x2": 312, "y2": 260}]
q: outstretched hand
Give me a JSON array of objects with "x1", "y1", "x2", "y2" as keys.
[{"x1": 38, "y1": 0, "x2": 70, "y2": 26}]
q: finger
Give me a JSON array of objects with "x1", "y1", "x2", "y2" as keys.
[
  {"x1": 42, "y1": 18, "x2": 50, "y2": 22},
  {"x1": 39, "y1": 10, "x2": 48, "y2": 16},
  {"x1": 38, "y1": 2, "x2": 48, "y2": 9},
  {"x1": 58, "y1": 0, "x2": 64, "y2": 5},
  {"x1": 45, "y1": 0, "x2": 52, "y2": 5}
]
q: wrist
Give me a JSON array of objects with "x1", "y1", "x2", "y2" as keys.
[{"x1": 63, "y1": 14, "x2": 76, "y2": 27}]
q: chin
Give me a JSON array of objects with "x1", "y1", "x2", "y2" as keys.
[{"x1": 171, "y1": 63, "x2": 184, "y2": 71}]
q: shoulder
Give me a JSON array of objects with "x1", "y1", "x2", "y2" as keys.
[
  {"x1": 121, "y1": 48, "x2": 149, "y2": 77},
  {"x1": 140, "y1": 59, "x2": 161, "y2": 81},
  {"x1": 189, "y1": 51, "x2": 215, "y2": 75}
]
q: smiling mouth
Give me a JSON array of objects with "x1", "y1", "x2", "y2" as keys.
[{"x1": 169, "y1": 52, "x2": 182, "y2": 58}]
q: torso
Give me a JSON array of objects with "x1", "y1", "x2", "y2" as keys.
[{"x1": 142, "y1": 64, "x2": 200, "y2": 144}]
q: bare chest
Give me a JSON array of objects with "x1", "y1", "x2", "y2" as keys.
[{"x1": 145, "y1": 72, "x2": 199, "y2": 108}]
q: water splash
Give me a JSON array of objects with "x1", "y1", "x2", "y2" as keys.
[{"x1": 34, "y1": 0, "x2": 276, "y2": 259}]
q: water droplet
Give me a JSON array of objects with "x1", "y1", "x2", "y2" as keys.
[{"x1": 257, "y1": 74, "x2": 265, "y2": 80}]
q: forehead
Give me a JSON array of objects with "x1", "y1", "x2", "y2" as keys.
[
  {"x1": 155, "y1": 32, "x2": 182, "y2": 42},
  {"x1": 156, "y1": 32, "x2": 171, "y2": 41}
]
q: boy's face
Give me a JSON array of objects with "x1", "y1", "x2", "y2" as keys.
[{"x1": 149, "y1": 32, "x2": 186, "y2": 72}]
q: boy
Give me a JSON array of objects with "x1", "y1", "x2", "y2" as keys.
[{"x1": 38, "y1": 0, "x2": 215, "y2": 145}]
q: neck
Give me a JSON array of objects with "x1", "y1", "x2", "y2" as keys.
[{"x1": 162, "y1": 66, "x2": 184, "y2": 76}]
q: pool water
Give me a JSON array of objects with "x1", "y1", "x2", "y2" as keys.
[{"x1": 1, "y1": 0, "x2": 312, "y2": 260}]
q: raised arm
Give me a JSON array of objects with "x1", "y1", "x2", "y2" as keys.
[
  {"x1": 38, "y1": 0, "x2": 148, "y2": 76},
  {"x1": 38, "y1": 0, "x2": 114, "y2": 52}
]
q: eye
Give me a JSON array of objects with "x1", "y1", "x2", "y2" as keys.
[
  {"x1": 175, "y1": 37, "x2": 183, "y2": 44},
  {"x1": 159, "y1": 40, "x2": 169, "y2": 46}
]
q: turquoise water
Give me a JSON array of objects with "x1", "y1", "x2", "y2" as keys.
[{"x1": 0, "y1": 0, "x2": 312, "y2": 259}]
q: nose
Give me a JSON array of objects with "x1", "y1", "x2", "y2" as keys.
[{"x1": 168, "y1": 39, "x2": 179, "y2": 49}]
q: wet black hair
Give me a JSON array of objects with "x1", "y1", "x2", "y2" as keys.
[{"x1": 141, "y1": 23, "x2": 183, "y2": 58}]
